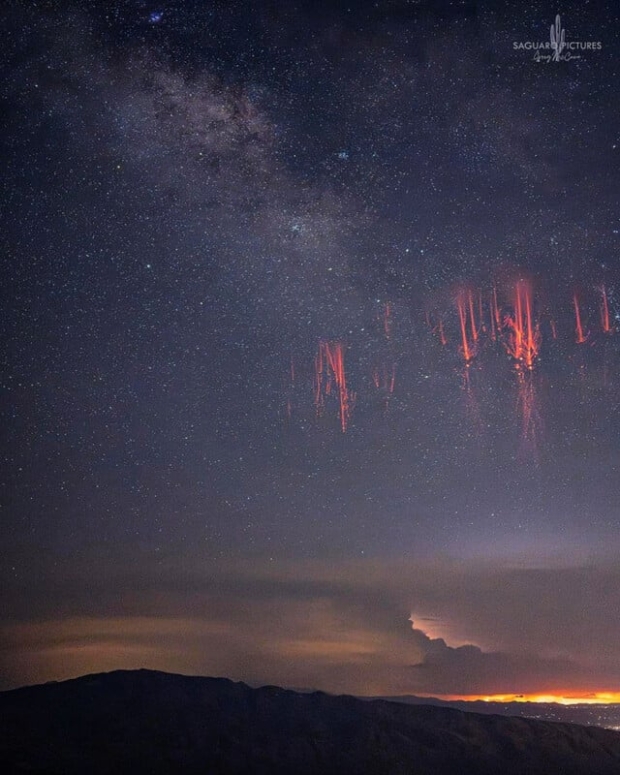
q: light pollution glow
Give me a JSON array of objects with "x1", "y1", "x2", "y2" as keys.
[{"x1": 438, "y1": 692, "x2": 620, "y2": 706}]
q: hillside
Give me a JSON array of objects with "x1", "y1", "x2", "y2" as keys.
[{"x1": 2, "y1": 670, "x2": 620, "y2": 774}]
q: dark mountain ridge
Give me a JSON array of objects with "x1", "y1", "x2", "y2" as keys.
[{"x1": 3, "y1": 669, "x2": 620, "y2": 774}]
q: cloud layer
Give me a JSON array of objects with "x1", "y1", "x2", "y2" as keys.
[{"x1": 3, "y1": 551, "x2": 620, "y2": 695}]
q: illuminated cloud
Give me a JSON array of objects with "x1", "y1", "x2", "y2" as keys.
[{"x1": 407, "y1": 619, "x2": 587, "y2": 696}]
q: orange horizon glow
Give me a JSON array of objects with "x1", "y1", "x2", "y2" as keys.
[{"x1": 428, "y1": 691, "x2": 620, "y2": 706}]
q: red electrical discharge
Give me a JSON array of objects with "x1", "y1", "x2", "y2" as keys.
[
  {"x1": 503, "y1": 280, "x2": 541, "y2": 371},
  {"x1": 573, "y1": 293, "x2": 588, "y2": 344},
  {"x1": 314, "y1": 341, "x2": 356, "y2": 432},
  {"x1": 600, "y1": 285, "x2": 613, "y2": 333},
  {"x1": 456, "y1": 289, "x2": 475, "y2": 364}
]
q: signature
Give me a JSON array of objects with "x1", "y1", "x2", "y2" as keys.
[{"x1": 534, "y1": 50, "x2": 581, "y2": 63}]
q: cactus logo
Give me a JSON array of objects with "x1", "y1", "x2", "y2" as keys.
[
  {"x1": 549, "y1": 15, "x2": 565, "y2": 61},
  {"x1": 513, "y1": 14, "x2": 602, "y2": 63}
]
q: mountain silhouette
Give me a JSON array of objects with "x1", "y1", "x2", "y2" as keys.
[{"x1": 2, "y1": 669, "x2": 620, "y2": 774}]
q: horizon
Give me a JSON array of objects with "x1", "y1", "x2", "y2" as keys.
[{"x1": 6, "y1": 667, "x2": 620, "y2": 710}]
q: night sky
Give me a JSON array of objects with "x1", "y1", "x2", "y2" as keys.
[{"x1": 2, "y1": 0, "x2": 620, "y2": 699}]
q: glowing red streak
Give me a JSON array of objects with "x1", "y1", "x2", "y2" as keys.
[
  {"x1": 371, "y1": 364, "x2": 397, "y2": 395},
  {"x1": 384, "y1": 302, "x2": 393, "y2": 339},
  {"x1": 468, "y1": 290, "x2": 478, "y2": 342},
  {"x1": 438, "y1": 318, "x2": 447, "y2": 346},
  {"x1": 504, "y1": 310, "x2": 522, "y2": 362},
  {"x1": 573, "y1": 294, "x2": 587, "y2": 343},
  {"x1": 492, "y1": 287, "x2": 501, "y2": 330},
  {"x1": 600, "y1": 285, "x2": 612, "y2": 333},
  {"x1": 456, "y1": 290, "x2": 474, "y2": 363},
  {"x1": 522, "y1": 284, "x2": 538, "y2": 370},
  {"x1": 315, "y1": 341, "x2": 355, "y2": 432},
  {"x1": 503, "y1": 281, "x2": 540, "y2": 370},
  {"x1": 431, "y1": 317, "x2": 447, "y2": 345},
  {"x1": 550, "y1": 319, "x2": 557, "y2": 340}
]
